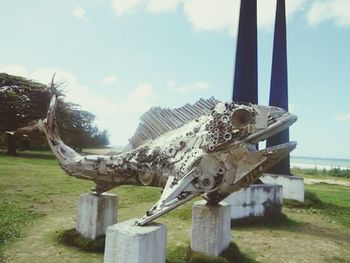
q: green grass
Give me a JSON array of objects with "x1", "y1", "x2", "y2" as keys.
[
  {"x1": 0, "y1": 201, "x2": 40, "y2": 260},
  {"x1": 0, "y1": 151, "x2": 91, "y2": 259},
  {"x1": 284, "y1": 185, "x2": 350, "y2": 228},
  {"x1": 167, "y1": 245, "x2": 188, "y2": 263},
  {"x1": 57, "y1": 229, "x2": 105, "y2": 253},
  {"x1": 292, "y1": 167, "x2": 350, "y2": 180},
  {"x1": 231, "y1": 213, "x2": 298, "y2": 228},
  {"x1": 186, "y1": 242, "x2": 256, "y2": 263}
]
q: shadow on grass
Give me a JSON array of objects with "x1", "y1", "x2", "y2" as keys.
[
  {"x1": 186, "y1": 242, "x2": 257, "y2": 263},
  {"x1": 57, "y1": 229, "x2": 105, "y2": 253},
  {"x1": 231, "y1": 212, "x2": 302, "y2": 231},
  {"x1": 0, "y1": 150, "x2": 56, "y2": 160},
  {"x1": 16, "y1": 151, "x2": 56, "y2": 160},
  {"x1": 284, "y1": 190, "x2": 324, "y2": 209}
]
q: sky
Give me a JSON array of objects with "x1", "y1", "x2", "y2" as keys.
[{"x1": 0, "y1": 0, "x2": 349, "y2": 159}]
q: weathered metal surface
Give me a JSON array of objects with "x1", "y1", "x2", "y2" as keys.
[{"x1": 41, "y1": 79, "x2": 297, "y2": 226}]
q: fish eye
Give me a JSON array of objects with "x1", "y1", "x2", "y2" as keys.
[{"x1": 231, "y1": 108, "x2": 252, "y2": 128}]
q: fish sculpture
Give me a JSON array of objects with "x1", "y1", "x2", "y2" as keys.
[{"x1": 41, "y1": 79, "x2": 297, "y2": 226}]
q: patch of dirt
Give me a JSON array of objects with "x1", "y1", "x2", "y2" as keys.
[
  {"x1": 234, "y1": 209, "x2": 350, "y2": 263},
  {"x1": 3, "y1": 212, "x2": 103, "y2": 263},
  {"x1": 304, "y1": 178, "x2": 350, "y2": 186}
]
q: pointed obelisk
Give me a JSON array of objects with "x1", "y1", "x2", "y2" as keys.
[
  {"x1": 232, "y1": 0, "x2": 258, "y2": 104},
  {"x1": 266, "y1": 0, "x2": 290, "y2": 175}
]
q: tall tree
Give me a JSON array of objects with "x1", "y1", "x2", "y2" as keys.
[
  {"x1": 0, "y1": 73, "x2": 109, "y2": 155},
  {"x1": 0, "y1": 73, "x2": 51, "y2": 132}
]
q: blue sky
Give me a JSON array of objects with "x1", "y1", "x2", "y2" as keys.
[{"x1": 1, "y1": 0, "x2": 349, "y2": 159}]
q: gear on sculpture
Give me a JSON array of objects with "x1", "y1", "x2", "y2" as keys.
[{"x1": 40, "y1": 77, "x2": 297, "y2": 226}]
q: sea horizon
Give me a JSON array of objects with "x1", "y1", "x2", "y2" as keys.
[{"x1": 291, "y1": 155, "x2": 350, "y2": 170}]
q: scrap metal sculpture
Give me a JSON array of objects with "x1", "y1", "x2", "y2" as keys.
[{"x1": 41, "y1": 80, "x2": 297, "y2": 226}]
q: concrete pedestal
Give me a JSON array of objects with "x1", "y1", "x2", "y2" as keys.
[
  {"x1": 76, "y1": 193, "x2": 118, "y2": 239},
  {"x1": 224, "y1": 184, "x2": 282, "y2": 220},
  {"x1": 104, "y1": 219, "x2": 167, "y2": 263},
  {"x1": 191, "y1": 201, "x2": 231, "y2": 256},
  {"x1": 261, "y1": 173, "x2": 304, "y2": 202}
]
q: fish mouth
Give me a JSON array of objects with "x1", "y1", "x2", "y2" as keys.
[
  {"x1": 245, "y1": 108, "x2": 297, "y2": 145},
  {"x1": 230, "y1": 107, "x2": 298, "y2": 188},
  {"x1": 222, "y1": 107, "x2": 298, "y2": 190},
  {"x1": 201, "y1": 109, "x2": 298, "y2": 205},
  {"x1": 243, "y1": 108, "x2": 298, "y2": 168}
]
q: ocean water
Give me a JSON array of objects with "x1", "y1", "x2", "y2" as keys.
[{"x1": 290, "y1": 156, "x2": 350, "y2": 170}]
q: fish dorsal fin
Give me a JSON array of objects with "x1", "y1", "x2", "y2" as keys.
[{"x1": 128, "y1": 97, "x2": 220, "y2": 149}]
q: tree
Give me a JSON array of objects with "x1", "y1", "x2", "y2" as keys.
[
  {"x1": 0, "y1": 73, "x2": 109, "y2": 155},
  {"x1": 0, "y1": 73, "x2": 51, "y2": 132}
]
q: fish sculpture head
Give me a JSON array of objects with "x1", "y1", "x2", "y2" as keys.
[
  {"x1": 133, "y1": 101, "x2": 297, "y2": 225},
  {"x1": 42, "y1": 77, "x2": 297, "y2": 226}
]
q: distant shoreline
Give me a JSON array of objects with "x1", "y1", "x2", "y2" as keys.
[
  {"x1": 291, "y1": 156, "x2": 350, "y2": 162},
  {"x1": 290, "y1": 155, "x2": 350, "y2": 170},
  {"x1": 291, "y1": 162, "x2": 350, "y2": 170}
]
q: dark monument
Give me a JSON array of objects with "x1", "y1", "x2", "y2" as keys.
[
  {"x1": 233, "y1": 0, "x2": 291, "y2": 175},
  {"x1": 233, "y1": 0, "x2": 258, "y2": 104},
  {"x1": 267, "y1": 0, "x2": 290, "y2": 175}
]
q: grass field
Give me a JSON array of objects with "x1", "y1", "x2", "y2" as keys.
[{"x1": 1, "y1": 151, "x2": 350, "y2": 262}]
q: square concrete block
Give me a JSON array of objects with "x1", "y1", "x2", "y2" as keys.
[
  {"x1": 76, "y1": 193, "x2": 118, "y2": 239},
  {"x1": 261, "y1": 173, "x2": 305, "y2": 202},
  {"x1": 191, "y1": 200, "x2": 231, "y2": 256},
  {"x1": 104, "y1": 219, "x2": 167, "y2": 263},
  {"x1": 224, "y1": 184, "x2": 282, "y2": 219}
]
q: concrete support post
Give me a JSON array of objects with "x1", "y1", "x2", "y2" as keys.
[
  {"x1": 261, "y1": 173, "x2": 304, "y2": 202},
  {"x1": 224, "y1": 184, "x2": 282, "y2": 219},
  {"x1": 76, "y1": 193, "x2": 118, "y2": 239},
  {"x1": 104, "y1": 219, "x2": 167, "y2": 263},
  {"x1": 191, "y1": 201, "x2": 231, "y2": 256}
]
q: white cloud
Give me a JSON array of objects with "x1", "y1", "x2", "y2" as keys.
[
  {"x1": 307, "y1": 0, "x2": 350, "y2": 27},
  {"x1": 102, "y1": 75, "x2": 118, "y2": 85},
  {"x1": 112, "y1": 0, "x2": 144, "y2": 16},
  {"x1": 183, "y1": 0, "x2": 306, "y2": 36},
  {"x1": 109, "y1": 0, "x2": 305, "y2": 35},
  {"x1": 258, "y1": 0, "x2": 306, "y2": 29},
  {"x1": 123, "y1": 82, "x2": 157, "y2": 112},
  {"x1": 72, "y1": 6, "x2": 88, "y2": 20},
  {"x1": 167, "y1": 80, "x2": 176, "y2": 88},
  {"x1": 168, "y1": 80, "x2": 209, "y2": 93},
  {"x1": 0, "y1": 66, "x2": 100, "y2": 113},
  {"x1": 147, "y1": 0, "x2": 182, "y2": 13},
  {"x1": 0, "y1": 65, "x2": 158, "y2": 146},
  {"x1": 334, "y1": 114, "x2": 350, "y2": 122},
  {"x1": 0, "y1": 65, "x2": 28, "y2": 77},
  {"x1": 183, "y1": 0, "x2": 240, "y2": 35}
]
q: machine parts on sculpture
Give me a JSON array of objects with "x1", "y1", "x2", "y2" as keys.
[{"x1": 41, "y1": 79, "x2": 297, "y2": 226}]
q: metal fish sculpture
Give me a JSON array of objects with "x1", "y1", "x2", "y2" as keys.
[{"x1": 41, "y1": 79, "x2": 297, "y2": 226}]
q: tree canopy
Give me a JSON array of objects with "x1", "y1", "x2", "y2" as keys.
[
  {"x1": 0, "y1": 73, "x2": 109, "y2": 152},
  {"x1": 0, "y1": 73, "x2": 50, "y2": 132}
]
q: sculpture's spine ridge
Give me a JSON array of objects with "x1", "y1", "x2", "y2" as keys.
[{"x1": 129, "y1": 98, "x2": 219, "y2": 149}]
